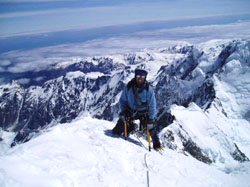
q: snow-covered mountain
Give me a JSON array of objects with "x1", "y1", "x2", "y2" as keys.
[
  {"x1": 0, "y1": 39, "x2": 250, "y2": 168},
  {"x1": 1, "y1": 117, "x2": 249, "y2": 187}
]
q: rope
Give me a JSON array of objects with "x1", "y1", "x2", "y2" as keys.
[
  {"x1": 135, "y1": 133, "x2": 148, "y2": 150},
  {"x1": 135, "y1": 133, "x2": 150, "y2": 187},
  {"x1": 144, "y1": 153, "x2": 150, "y2": 187}
]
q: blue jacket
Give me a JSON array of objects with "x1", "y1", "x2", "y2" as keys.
[{"x1": 119, "y1": 79, "x2": 156, "y2": 120}]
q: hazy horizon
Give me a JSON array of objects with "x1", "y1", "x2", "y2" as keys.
[{"x1": 1, "y1": 0, "x2": 250, "y2": 37}]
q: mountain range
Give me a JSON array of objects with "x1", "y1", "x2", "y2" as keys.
[{"x1": 0, "y1": 38, "x2": 250, "y2": 165}]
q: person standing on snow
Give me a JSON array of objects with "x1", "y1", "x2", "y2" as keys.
[{"x1": 112, "y1": 68, "x2": 162, "y2": 150}]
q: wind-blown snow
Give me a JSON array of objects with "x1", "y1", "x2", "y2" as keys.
[{"x1": 0, "y1": 116, "x2": 249, "y2": 187}]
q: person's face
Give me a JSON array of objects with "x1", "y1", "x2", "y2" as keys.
[{"x1": 135, "y1": 74, "x2": 146, "y2": 86}]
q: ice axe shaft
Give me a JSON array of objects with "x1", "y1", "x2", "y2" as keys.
[
  {"x1": 124, "y1": 121, "x2": 128, "y2": 140},
  {"x1": 147, "y1": 130, "x2": 151, "y2": 152}
]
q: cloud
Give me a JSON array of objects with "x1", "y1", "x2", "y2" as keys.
[
  {"x1": 0, "y1": 77, "x2": 6, "y2": 85},
  {"x1": 35, "y1": 76, "x2": 46, "y2": 81},
  {"x1": 16, "y1": 78, "x2": 30, "y2": 85},
  {"x1": 1, "y1": 0, "x2": 250, "y2": 39},
  {"x1": 0, "y1": 67, "x2": 5, "y2": 72},
  {"x1": 0, "y1": 9, "x2": 61, "y2": 19},
  {"x1": 6, "y1": 58, "x2": 53, "y2": 73},
  {"x1": 0, "y1": 59, "x2": 11, "y2": 66},
  {"x1": 0, "y1": 6, "x2": 115, "y2": 19},
  {"x1": 0, "y1": 0, "x2": 74, "y2": 2},
  {"x1": 1, "y1": 20, "x2": 250, "y2": 74}
]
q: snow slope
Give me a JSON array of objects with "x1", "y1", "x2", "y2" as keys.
[{"x1": 0, "y1": 116, "x2": 249, "y2": 187}]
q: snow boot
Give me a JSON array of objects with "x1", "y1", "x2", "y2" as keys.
[
  {"x1": 112, "y1": 118, "x2": 124, "y2": 135},
  {"x1": 152, "y1": 133, "x2": 162, "y2": 150},
  {"x1": 153, "y1": 141, "x2": 162, "y2": 151},
  {"x1": 112, "y1": 118, "x2": 136, "y2": 137}
]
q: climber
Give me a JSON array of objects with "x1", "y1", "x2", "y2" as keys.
[{"x1": 112, "y1": 68, "x2": 162, "y2": 150}]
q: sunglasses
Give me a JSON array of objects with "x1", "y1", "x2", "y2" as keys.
[{"x1": 136, "y1": 75, "x2": 146, "y2": 79}]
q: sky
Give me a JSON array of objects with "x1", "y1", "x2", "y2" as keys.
[
  {"x1": 0, "y1": 0, "x2": 250, "y2": 37},
  {"x1": 0, "y1": 0, "x2": 250, "y2": 84}
]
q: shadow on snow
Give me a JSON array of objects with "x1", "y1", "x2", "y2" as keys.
[{"x1": 104, "y1": 129, "x2": 143, "y2": 148}]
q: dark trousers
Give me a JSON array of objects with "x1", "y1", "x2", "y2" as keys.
[{"x1": 112, "y1": 114, "x2": 160, "y2": 147}]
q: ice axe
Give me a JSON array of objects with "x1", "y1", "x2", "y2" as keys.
[
  {"x1": 124, "y1": 121, "x2": 128, "y2": 140},
  {"x1": 121, "y1": 116, "x2": 128, "y2": 140},
  {"x1": 147, "y1": 130, "x2": 151, "y2": 152}
]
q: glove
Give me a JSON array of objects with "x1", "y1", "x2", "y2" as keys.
[
  {"x1": 147, "y1": 119, "x2": 154, "y2": 130},
  {"x1": 119, "y1": 110, "x2": 129, "y2": 118},
  {"x1": 119, "y1": 109, "x2": 132, "y2": 121}
]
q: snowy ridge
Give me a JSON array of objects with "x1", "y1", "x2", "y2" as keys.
[
  {"x1": 155, "y1": 39, "x2": 250, "y2": 164},
  {"x1": 168, "y1": 103, "x2": 249, "y2": 165},
  {"x1": 0, "y1": 117, "x2": 249, "y2": 187}
]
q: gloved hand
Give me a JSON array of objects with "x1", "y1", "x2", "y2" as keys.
[
  {"x1": 147, "y1": 119, "x2": 154, "y2": 130},
  {"x1": 119, "y1": 109, "x2": 132, "y2": 121}
]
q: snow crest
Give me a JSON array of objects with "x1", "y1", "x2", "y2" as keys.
[{"x1": 0, "y1": 117, "x2": 249, "y2": 187}]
